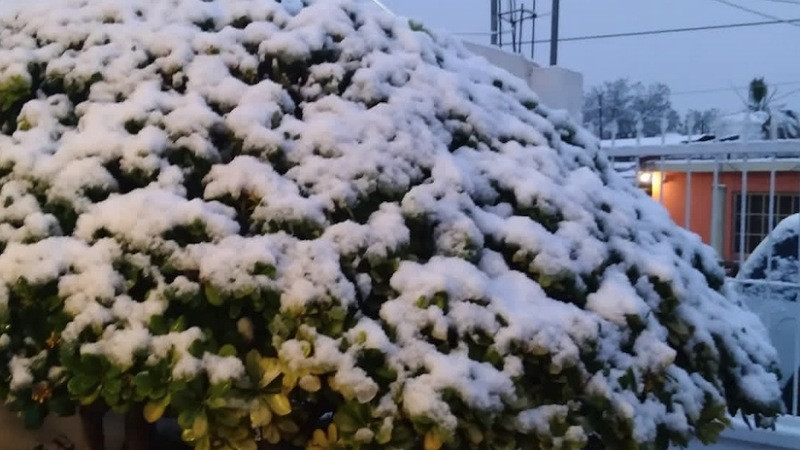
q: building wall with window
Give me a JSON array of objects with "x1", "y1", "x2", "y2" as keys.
[{"x1": 652, "y1": 170, "x2": 800, "y2": 262}]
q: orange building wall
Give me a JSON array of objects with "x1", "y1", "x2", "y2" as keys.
[{"x1": 654, "y1": 171, "x2": 800, "y2": 261}]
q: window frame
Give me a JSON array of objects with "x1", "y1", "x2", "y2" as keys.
[{"x1": 732, "y1": 192, "x2": 800, "y2": 256}]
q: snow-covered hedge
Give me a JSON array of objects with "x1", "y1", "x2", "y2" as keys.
[{"x1": 0, "y1": 0, "x2": 783, "y2": 448}]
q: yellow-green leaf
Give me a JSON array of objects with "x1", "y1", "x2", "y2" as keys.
[
  {"x1": 181, "y1": 428, "x2": 197, "y2": 443},
  {"x1": 79, "y1": 387, "x2": 101, "y2": 406},
  {"x1": 205, "y1": 284, "x2": 223, "y2": 306},
  {"x1": 192, "y1": 413, "x2": 208, "y2": 437},
  {"x1": 219, "y1": 344, "x2": 237, "y2": 357},
  {"x1": 195, "y1": 436, "x2": 211, "y2": 450},
  {"x1": 245, "y1": 350, "x2": 262, "y2": 382},
  {"x1": 250, "y1": 400, "x2": 273, "y2": 427},
  {"x1": 424, "y1": 431, "x2": 443, "y2": 450},
  {"x1": 276, "y1": 418, "x2": 299, "y2": 434},
  {"x1": 258, "y1": 358, "x2": 282, "y2": 388},
  {"x1": 266, "y1": 393, "x2": 291, "y2": 416},
  {"x1": 263, "y1": 424, "x2": 280, "y2": 444},
  {"x1": 143, "y1": 394, "x2": 171, "y2": 423}
]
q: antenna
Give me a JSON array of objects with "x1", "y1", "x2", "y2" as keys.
[{"x1": 490, "y1": 0, "x2": 538, "y2": 59}]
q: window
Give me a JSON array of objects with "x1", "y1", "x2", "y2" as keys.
[{"x1": 733, "y1": 193, "x2": 800, "y2": 255}]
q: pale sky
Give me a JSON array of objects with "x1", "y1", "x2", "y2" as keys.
[
  {"x1": 379, "y1": 0, "x2": 800, "y2": 115},
  {"x1": 2, "y1": 0, "x2": 798, "y2": 115}
]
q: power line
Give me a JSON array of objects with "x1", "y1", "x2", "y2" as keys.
[
  {"x1": 369, "y1": 0, "x2": 394, "y2": 15},
  {"x1": 454, "y1": 30, "x2": 518, "y2": 37},
  {"x1": 754, "y1": 0, "x2": 800, "y2": 5},
  {"x1": 672, "y1": 81, "x2": 800, "y2": 96},
  {"x1": 518, "y1": 17, "x2": 800, "y2": 44},
  {"x1": 453, "y1": 12, "x2": 551, "y2": 37},
  {"x1": 709, "y1": 0, "x2": 800, "y2": 29},
  {"x1": 774, "y1": 86, "x2": 800, "y2": 101}
]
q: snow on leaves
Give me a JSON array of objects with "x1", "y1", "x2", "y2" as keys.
[{"x1": 0, "y1": 0, "x2": 782, "y2": 448}]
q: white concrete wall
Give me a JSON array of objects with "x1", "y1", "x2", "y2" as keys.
[
  {"x1": 463, "y1": 42, "x2": 584, "y2": 121},
  {"x1": 463, "y1": 41, "x2": 534, "y2": 81},
  {"x1": 529, "y1": 65, "x2": 584, "y2": 122}
]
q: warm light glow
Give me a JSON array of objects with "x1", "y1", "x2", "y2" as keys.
[{"x1": 638, "y1": 171, "x2": 653, "y2": 185}]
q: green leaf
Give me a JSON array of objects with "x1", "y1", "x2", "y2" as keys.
[
  {"x1": 206, "y1": 397, "x2": 227, "y2": 410},
  {"x1": 391, "y1": 422, "x2": 416, "y2": 448},
  {"x1": 204, "y1": 284, "x2": 223, "y2": 306},
  {"x1": 178, "y1": 409, "x2": 198, "y2": 429},
  {"x1": 229, "y1": 302, "x2": 243, "y2": 319},
  {"x1": 253, "y1": 262, "x2": 276, "y2": 278},
  {"x1": 233, "y1": 285, "x2": 256, "y2": 300},
  {"x1": 133, "y1": 371, "x2": 156, "y2": 397},
  {"x1": 333, "y1": 402, "x2": 371, "y2": 433},
  {"x1": 170, "y1": 315, "x2": 188, "y2": 332},
  {"x1": 0, "y1": 75, "x2": 31, "y2": 115},
  {"x1": 169, "y1": 378, "x2": 188, "y2": 394},
  {"x1": 150, "y1": 386, "x2": 168, "y2": 400},
  {"x1": 208, "y1": 380, "x2": 232, "y2": 399},
  {"x1": 245, "y1": 350, "x2": 262, "y2": 383},
  {"x1": 78, "y1": 353, "x2": 104, "y2": 375},
  {"x1": 68, "y1": 373, "x2": 99, "y2": 397},
  {"x1": 219, "y1": 344, "x2": 237, "y2": 357},
  {"x1": 59, "y1": 345, "x2": 80, "y2": 371},
  {"x1": 149, "y1": 315, "x2": 168, "y2": 335},
  {"x1": 102, "y1": 378, "x2": 122, "y2": 400},
  {"x1": 212, "y1": 408, "x2": 242, "y2": 427},
  {"x1": 666, "y1": 319, "x2": 691, "y2": 339},
  {"x1": 79, "y1": 387, "x2": 101, "y2": 406}
]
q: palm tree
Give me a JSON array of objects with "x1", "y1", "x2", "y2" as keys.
[
  {"x1": 748, "y1": 77, "x2": 769, "y2": 112},
  {"x1": 745, "y1": 77, "x2": 800, "y2": 139}
]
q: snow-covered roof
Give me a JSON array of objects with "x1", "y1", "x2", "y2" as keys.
[
  {"x1": 601, "y1": 133, "x2": 698, "y2": 149},
  {"x1": 0, "y1": 0, "x2": 783, "y2": 446}
]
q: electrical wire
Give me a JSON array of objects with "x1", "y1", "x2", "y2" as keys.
[
  {"x1": 709, "y1": 0, "x2": 800, "y2": 29},
  {"x1": 754, "y1": 0, "x2": 800, "y2": 5},
  {"x1": 672, "y1": 81, "x2": 800, "y2": 96},
  {"x1": 369, "y1": 0, "x2": 394, "y2": 15},
  {"x1": 453, "y1": 30, "x2": 520, "y2": 37},
  {"x1": 773, "y1": 86, "x2": 800, "y2": 101},
  {"x1": 515, "y1": 17, "x2": 800, "y2": 44}
]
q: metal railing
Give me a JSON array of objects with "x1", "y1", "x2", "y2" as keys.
[{"x1": 605, "y1": 138, "x2": 800, "y2": 423}]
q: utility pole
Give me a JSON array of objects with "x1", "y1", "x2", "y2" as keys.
[
  {"x1": 490, "y1": 0, "x2": 499, "y2": 46},
  {"x1": 549, "y1": 0, "x2": 560, "y2": 65}
]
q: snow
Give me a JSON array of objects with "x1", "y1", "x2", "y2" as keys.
[
  {"x1": 201, "y1": 352, "x2": 245, "y2": 384},
  {"x1": 9, "y1": 354, "x2": 37, "y2": 390},
  {"x1": 585, "y1": 266, "x2": 648, "y2": 325},
  {"x1": 601, "y1": 132, "x2": 702, "y2": 148},
  {"x1": 0, "y1": 0, "x2": 783, "y2": 446},
  {"x1": 739, "y1": 213, "x2": 799, "y2": 289},
  {"x1": 715, "y1": 111, "x2": 769, "y2": 141},
  {"x1": 81, "y1": 326, "x2": 151, "y2": 369},
  {"x1": 737, "y1": 213, "x2": 800, "y2": 391}
]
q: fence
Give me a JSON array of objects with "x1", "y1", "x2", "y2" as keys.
[{"x1": 605, "y1": 137, "x2": 800, "y2": 449}]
